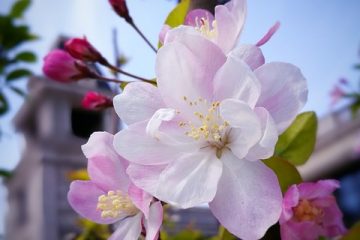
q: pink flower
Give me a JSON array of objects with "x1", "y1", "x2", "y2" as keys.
[
  {"x1": 82, "y1": 91, "x2": 113, "y2": 110},
  {"x1": 67, "y1": 132, "x2": 163, "y2": 240},
  {"x1": 113, "y1": 32, "x2": 307, "y2": 239},
  {"x1": 43, "y1": 50, "x2": 93, "y2": 83},
  {"x1": 330, "y1": 85, "x2": 345, "y2": 106},
  {"x1": 109, "y1": 0, "x2": 132, "y2": 23},
  {"x1": 280, "y1": 180, "x2": 347, "y2": 240},
  {"x1": 65, "y1": 37, "x2": 105, "y2": 63}
]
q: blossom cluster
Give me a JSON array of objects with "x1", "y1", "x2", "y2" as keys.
[{"x1": 42, "y1": 0, "x2": 348, "y2": 239}]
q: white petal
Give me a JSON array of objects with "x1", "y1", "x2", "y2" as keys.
[
  {"x1": 109, "y1": 213, "x2": 142, "y2": 240},
  {"x1": 209, "y1": 151, "x2": 282, "y2": 240},
  {"x1": 246, "y1": 107, "x2": 278, "y2": 161},
  {"x1": 156, "y1": 152, "x2": 223, "y2": 208},
  {"x1": 230, "y1": 44, "x2": 265, "y2": 70},
  {"x1": 255, "y1": 62, "x2": 308, "y2": 132},
  {"x1": 213, "y1": 55, "x2": 260, "y2": 108},
  {"x1": 146, "y1": 108, "x2": 176, "y2": 138},
  {"x1": 113, "y1": 82, "x2": 165, "y2": 125},
  {"x1": 144, "y1": 201, "x2": 163, "y2": 240},
  {"x1": 220, "y1": 99, "x2": 262, "y2": 159}
]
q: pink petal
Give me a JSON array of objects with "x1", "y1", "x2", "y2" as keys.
[
  {"x1": 214, "y1": 0, "x2": 246, "y2": 53},
  {"x1": 144, "y1": 201, "x2": 163, "y2": 240},
  {"x1": 159, "y1": 24, "x2": 171, "y2": 45},
  {"x1": 109, "y1": 213, "x2": 143, "y2": 240},
  {"x1": 156, "y1": 33, "x2": 226, "y2": 118},
  {"x1": 256, "y1": 21, "x2": 281, "y2": 47},
  {"x1": 113, "y1": 121, "x2": 190, "y2": 165},
  {"x1": 127, "y1": 164, "x2": 167, "y2": 197},
  {"x1": 298, "y1": 180, "x2": 340, "y2": 200},
  {"x1": 280, "y1": 184, "x2": 300, "y2": 223},
  {"x1": 146, "y1": 108, "x2": 176, "y2": 138},
  {"x1": 220, "y1": 99, "x2": 262, "y2": 159},
  {"x1": 255, "y1": 62, "x2": 308, "y2": 133},
  {"x1": 128, "y1": 183, "x2": 153, "y2": 219},
  {"x1": 245, "y1": 107, "x2": 278, "y2": 161},
  {"x1": 185, "y1": 9, "x2": 214, "y2": 27},
  {"x1": 83, "y1": 132, "x2": 129, "y2": 191},
  {"x1": 213, "y1": 53, "x2": 260, "y2": 107},
  {"x1": 113, "y1": 82, "x2": 165, "y2": 125},
  {"x1": 67, "y1": 180, "x2": 119, "y2": 224},
  {"x1": 231, "y1": 44, "x2": 265, "y2": 70},
  {"x1": 209, "y1": 151, "x2": 282, "y2": 240},
  {"x1": 280, "y1": 221, "x2": 323, "y2": 240},
  {"x1": 156, "y1": 152, "x2": 223, "y2": 208}
]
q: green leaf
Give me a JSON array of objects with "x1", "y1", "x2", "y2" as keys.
[
  {"x1": 9, "y1": 86, "x2": 26, "y2": 98},
  {"x1": 341, "y1": 221, "x2": 360, "y2": 240},
  {"x1": 10, "y1": 0, "x2": 31, "y2": 18},
  {"x1": 0, "y1": 169, "x2": 12, "y2": 178},
  {"x1": 209, "y1": 226, "x2": 237, "y2": 240},
  {"x1": 263, "y1": 156, "x2": 302, "y2": 193},
  {"x1": 6, "y1": 68, "x2": 32, "y2": 81},
  {"x1": 0, "y1": 93, "x2": 9, "y2": 115},
  {"x1": 15, "y1": 51, "x2": 36, "y2": 62},
  {"x1": 159, "y1": 0, "x2": 190, "y2": 48},
  {"x1": 275, "y1": 112, "x2": 317, "y2": 166},
  {"x1": 350, "y1": 99, "x2": 360, "y2": 117}
]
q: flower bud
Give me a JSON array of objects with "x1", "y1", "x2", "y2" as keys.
[
  {"x1": 82, "y1": 91, "x2": 113, "y2": 110},
  {"x1": 109, "y1": 0, "x2": 132, "y2": 23},
  {"x1": 43, "y1": 50, "x2": 95, "y2": 83},
  {"x1": 65, "y1": 37, "x2": 105, "y2": 63}
]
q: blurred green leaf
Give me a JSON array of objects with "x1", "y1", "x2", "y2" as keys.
[
  {"x1": 6, "y1": 68, "x2": 32, "y2": 81},
  {"x1": 341, "y1": 221, "x2": 360, "y2": 240},
  {"x1": 0, "y1": 169, "x2": 12, "y2": 178},
  {"x1": 166, "y1": 229, "x2": 206, "y2": 240},
  {"x1": 0, "y1": 93, "x2": 9, "y2": 115},
  {"x1": 10, "y1": 0, "x2": 31, "y2": 18},
  {"x1": 274, "y1": 112, "x2": 317, "y2": 166},
  {"x1": 15, "y1": 51, "x2": 36, "y2": 62},
  {"x1": 350, "y1": 99, "x2": 360, "y2": 117},
  {"x1": 159, "y1": 0, "x2": 190, "y2": 48},
  {"x1": 354, "y1": 64, "x2": 360, "y2": 70},
  {"x1": 9, "y1": 86, "x2": 26, "y2": 98},
  {"x1": 263, "y1": 156, "x2": 302, "y2": 193},
  {"x1": 209, "y1": 226, "x2": 237, "y2": 240},
  {"x1": 76, "y1": 218, "x2": 110, "y2": 240}
]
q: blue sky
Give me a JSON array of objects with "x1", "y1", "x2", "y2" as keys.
[{"x1": 0, "y1": 0, "x2": 360, "y2": 234}]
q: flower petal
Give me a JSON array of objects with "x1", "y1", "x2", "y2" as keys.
[
  {"x1": 298, "y1": 180, "x2": 340, "y2": 200},
  {"x1": 156, "y1": 33, "x2": 226, "y2": 117},
  {"x1": 213, "y1": 54, "x2": 260, "y2": 107},
  {"x1": 127, "y1": 164, "x2": 167, "y2": 196},
  {"x1": 144, "y1": 201, "x2": 163, "y2": 240},
  {"x1": 146, "y1": 108, "x2": 176, "y2": 138},
  {"x1": 280, "y1": 184, "x2": 300, "y2": 224},
  {"x1": 209, "y1": 151, "x2": 282, "y2": 240},
  {"x1": 156, "y1": 152, "x2": 223, "y2": 208},
  {"x1": 109, "y1": 213, "x2": 143, "y2": 240},
  {"x1": 230, "y1": 44, "x2": 265, "y2": 70},
  {"x1": 128, "y1": 183, "x2": 153, "y2": 219},
  {"x1": 214, "y1": 0, "x2": 246, "y2": 53},
  {"x1": 245, "y1": 107, "x2": 278, "y2": 161},
  {"x1": 255, "y1": 62, "x2": 308, "y2": 132},
  {"x1": 185, "y1": 9, "x2": 214, "y2": 27},
  {"x1": 114, "y1": 121, "x2": 190, "y2": 165},
  {"x1": 113, "y1": 82, "x2": 165, "y2": 125},
  {"x1": 256, "y1": 21, "x2": 281, "y2": 47},
  {"x1": 220, "y1": 99, "x2": 262, "y2": 159},
  {"x1": 83, "y1": 132, "x2": 129, "y2": 192},
  {"x1": 67, "y1": 180, "x2": 119, "y2": 224}
]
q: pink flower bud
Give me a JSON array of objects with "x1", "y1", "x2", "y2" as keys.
[
  {"x1": 65, "y1": 37, "x2": 105, "y2": 63},
  {"x1": 109, "y1": 0, "x2": 132, "y2": 23},
  {"x1": 82, "y1": 91, "x2": 113, "y2": 110},
  {"x1": 43, "y1": 50, "x2": 94, "y2": 83}
]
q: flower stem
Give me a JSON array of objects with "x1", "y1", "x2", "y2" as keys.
[
  {"x1": 129, "y1": 21, "x2": 157, "y2": 53},
  {"x1": 94, "y1": 74, "x2": 156, "y2": 85}
]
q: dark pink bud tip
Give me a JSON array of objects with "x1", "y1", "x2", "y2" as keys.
[
  {"x1": 65, "y1": 37, "x2": 104, "y2": 62},
  {"x1": 109, "y1": 0, "x2": 132, "y2": 23},
  {"x1": 82, "y1": 91, "x2": 113, "y2": 110}
]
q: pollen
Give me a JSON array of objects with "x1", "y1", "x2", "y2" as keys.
[
  {"x1": 97, "y1": 190, "x2": 139, "y2": 219},
  {"x1": 195, "y1": 17, "x2": 218, "y2": 39},
  {"x1": 293, "y1": 199, "x2": 324, "y2": 223}
]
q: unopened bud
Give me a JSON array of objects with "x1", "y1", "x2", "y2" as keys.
[
  {"x1": 65, "y1": 37, "x2": 105, "y2": 63},
  {"x1": 82, "y1": 91, "x2": 113, "y2": 110},
  {"x1": 109, "y1": 0, "x2": 132, "y2": 23}
]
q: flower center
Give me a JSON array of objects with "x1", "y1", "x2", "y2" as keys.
[
  {"x1": 179, "y1": 96, "x2": 230, "y2": 155},
  {"x1": 194, "y1": 17, "x2": 218, "y2": 39},
  {"x1": 293, "y1": 199, "x2": 324, "y2": 223},
  {"x1": 97, "y1": 190, "x2": 139, "y2": 218}
]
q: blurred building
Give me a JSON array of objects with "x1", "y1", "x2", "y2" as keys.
[{"x1": 5, "y1": 75, "x2": 118, "y2": 240}]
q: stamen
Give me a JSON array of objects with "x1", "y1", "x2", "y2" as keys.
[
  {"x1": 97, "y1": 190, "x2": 139, "y2": 219},
  {"x1": 293, "y1": 199, "x2": 324, "y2": 223}
]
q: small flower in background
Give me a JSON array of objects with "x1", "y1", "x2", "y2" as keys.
[
  {"x1": 67, "y1": 132, "x2": 163, "y2": 240},
  {"x1": 109, "y1": 0, "x2": 132, "y2": 23},
  {"x1": 43, "y1": 50, "x2": 94, "y2": 83},
  {"x1": 82, "y1": 92, "x2": 113, "y2": 110},
  {"x1": 65, "y1": 37, "x2": 105, "y2": 63},
  {"x1": 330, "y1": 85, "x2": 345, "y2": 106},
  {"x1": 280, "y1": 180, "x2": 347, "y2": 240}
]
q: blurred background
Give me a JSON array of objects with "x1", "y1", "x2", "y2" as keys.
[{"x1": 1, "y1": 0, "x2": 360, "y2": 239}]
